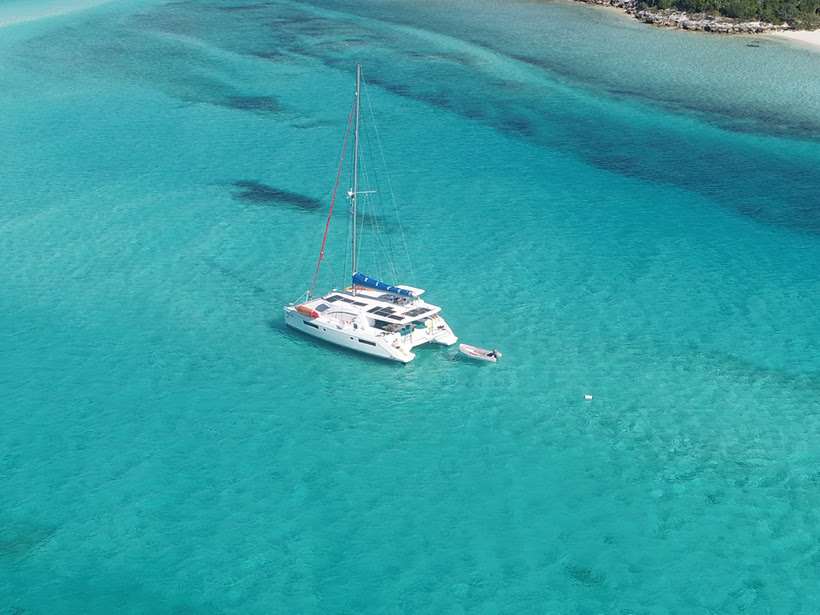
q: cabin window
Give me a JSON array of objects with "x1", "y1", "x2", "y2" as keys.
[
  {"x1": 358, "y1": 339, "x2": 376, "y2": 346},
  {"x1": 303, "y1": 321, "x2": 319, "y2": 329}
]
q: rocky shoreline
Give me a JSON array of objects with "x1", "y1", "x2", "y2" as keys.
[{"x1": 577, "y1": 0, "x2": 791, "y2": 33}]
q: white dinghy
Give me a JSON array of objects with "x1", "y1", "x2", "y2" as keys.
[{"x1": 458, "y1": 344, "x2": 501, "y2": 362}]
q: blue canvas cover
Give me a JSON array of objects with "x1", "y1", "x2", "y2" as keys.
[{"x1": 352, "y1": 272, "x2": 416, "y2": 298}]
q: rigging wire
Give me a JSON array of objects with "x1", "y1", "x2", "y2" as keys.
[
  {"x1": 359, "y1": 112, "x2": 398, "y2": 283},
  {"x1": 361, "y1": 75, "x2": 418, "y2": 287},
  {"x1": 308, "y1": 68, "x2": 419, "y2": 296},
  {"x1": 293, "y1": 125, "x2": 350, "y2": 295},
  {"x1": 309, "y1": 98, "x2": 356, "y2": 299}
]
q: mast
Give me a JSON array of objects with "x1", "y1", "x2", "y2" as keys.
[
  {"x1": 352, "y1": 64, "x2": 361, "y2": 293},
  {"x1": 308, "y1": 94, "x2": 356, "y2": 300}
]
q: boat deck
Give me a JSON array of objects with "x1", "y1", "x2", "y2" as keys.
[{"x1": 306, "y1": 289, "x2": 442, "y2": 326}]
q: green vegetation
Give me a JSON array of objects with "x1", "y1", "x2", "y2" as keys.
[{"x1": 638, "y1": 0, "x2": 820, "y2": 27}]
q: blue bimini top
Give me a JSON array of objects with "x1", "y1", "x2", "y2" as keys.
[{"x1": 352, "y1": 272, "x2": 416, "y2": 298}]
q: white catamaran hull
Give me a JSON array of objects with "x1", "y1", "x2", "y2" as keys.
[{"x1": 284, "y1": 305, "x2": 456, "y2": 364}]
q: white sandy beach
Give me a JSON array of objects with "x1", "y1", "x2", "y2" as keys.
[
  {"x1": 769, "y1": 28, "x2": 820, "y2": 48},
  {"x1": 0, "y1": 0, "x2": 115, "y2": 28}
]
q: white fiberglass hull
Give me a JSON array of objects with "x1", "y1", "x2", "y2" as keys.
[
  {"x1": 283, "y1": 305, "x2": 456, "y2": 363},
  {"x1": 284, "y1": 306, "x2": 414, "y2": 363}
]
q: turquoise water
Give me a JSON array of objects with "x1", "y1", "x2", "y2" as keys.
[{"x1": 2, "y1": 0, "x2": 819, "y2": 612}]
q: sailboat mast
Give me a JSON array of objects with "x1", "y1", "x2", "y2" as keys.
[{"x1": 352, "y1": 64, "x2": 361, "y2": 292}]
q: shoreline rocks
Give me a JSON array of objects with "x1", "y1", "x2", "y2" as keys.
[{"x1": 576, "y1": 0, "x2": 792, "y2": 34}]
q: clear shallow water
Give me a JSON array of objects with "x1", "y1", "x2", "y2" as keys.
[{"x1": 1, "y1": 1, "x2": 819, "y2": 613}]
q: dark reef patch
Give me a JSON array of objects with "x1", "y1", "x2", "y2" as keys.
[
  {"x1": 566, "y1": 564, "x2": 606, "y2": 587},
  {"x1": 0, "y1": 521, "x2": 57, "y2": 560},
  {"x1": 499, "y1": 115, "x2": 536, "y2": 138},
  {"x1": 250, "y1": 50, "x2": 288, "y2": 60},
  {"x1": 207, "y1": 260, "x2": 265, "y2": 295},
  {"x1": 215, "y1": 3, "x2": 272, "y2": 11},
  {"x1": 224, "y1": 96, "x2": 282, "y2": 114},
  {"x1": 233, "y1": 181, "x2": 321, "y2": 211}
]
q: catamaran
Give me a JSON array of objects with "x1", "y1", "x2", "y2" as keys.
[{"x1": 283, "y1": 65, "x2": 457, "y2": 363}]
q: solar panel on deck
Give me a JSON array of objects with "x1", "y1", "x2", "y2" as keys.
[
  {"x1": 405, "y1": 307, "x2": 431, "y2": 317},
  {"x1": 326, "y1": 295, "x2": 367, "y2": 307}
]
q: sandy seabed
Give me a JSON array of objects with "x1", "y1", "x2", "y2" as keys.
[
  {"x1": 769, "y1": 28, "x2": 820, "y2": 48},
  {"x1": 0, "y1": 0, "x2": 115, "y2": 28}
]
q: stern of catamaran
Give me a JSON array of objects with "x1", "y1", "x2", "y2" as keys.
[{"x1": 397, "y1": 314, "x2": 457, "y2": 349}]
